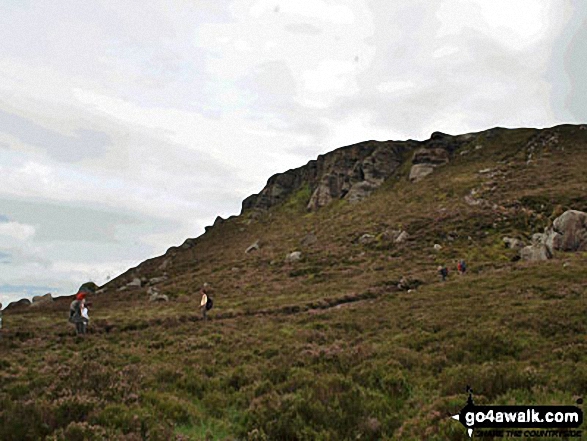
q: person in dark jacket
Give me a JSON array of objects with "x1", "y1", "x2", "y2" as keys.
[
  {"x1": 69, "y1": 292, "x2": 87, "y2": 335},
  {"x1": 438, "y1": 265, "x2": 449, "y2": 281},
  {"x1": 200, "y1": 288, "x2": 208, "y2": 320}
]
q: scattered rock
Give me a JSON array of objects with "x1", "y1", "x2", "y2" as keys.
[
  {"x1": 520, "y1": 244, "x2": 552, "y2": 261},
  {"x1": 464, "y1": 195, "x2": 483, "y2": 206},
  {"x1": 397, "y1": 276, "x2": 422, "y2": 291},
  {"x1": 149, "y1": 293, "x2": 169, "y2": 303},
  {"x1": 502, "y1": 237, "x2": 525, "y2": 250},
  {"x1": 285, "y1": 251, "x2": 302, "y2": 263},
  {"x1": 358, "y1": 234, "x2": 375, "y2": 245},
  {"x1": 478, "y1": 168, "x2": 492, "y2": 174},
  {"x1": 300, "y1": 233, "x2": 318, "y2": 247},
  {"x1": 127, "y1": 278, "x2": 142, "y2": 287},
  {"x1": 149, "y1": 276, "x2": 168, "y2": 285},
  {"x1": 409, "y1": 164, "x2": 435, "y2": 182},
  {"x1": 395, "y1": 231, "x2": 409, "y2": 243},
  {"x1": 531, "y1": 233, "x2": 545, "y2": 245},
  {"x1": 475, "y1": 145, "x2": 483, "y2": 150},
  {"x1": 231, "y1": 267, "x2": 240, "y2": 272},
  {"x1": 433, "y1": 244, "x2": 442, "y2": 250},
  {"x1": 245, "y1": 240, "x2": 260, "y2": 254},
  {"x1": 117, "y1": 286, "x2": 128, "y2": 292}
]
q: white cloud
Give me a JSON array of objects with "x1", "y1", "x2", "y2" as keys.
[
  {"x1": 0, "y1": 221, "x2": 35, "y2": 241},
  {"x1": 437, "y1": 0, "x2": 557, "y2": 50}
]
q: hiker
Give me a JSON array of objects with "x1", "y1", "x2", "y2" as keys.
[
  {"x1": 81, "y1": 301, "x2": 90, "y2": 334},
  {"x1": 438, "y1": 265, "x2": 449, "y2": 281},
  {"x1": 200, "y1": 288, "x2": 208, "y2": 320},
  {"x1": 200, "y1": 286, "x2": 213, "y2": 320},
  {"x1": 457, "y1": 259, "x2": 467, "y2": 275},
  {"x1": 69, "y1": 292, "x2": 87, "y2": 335}
]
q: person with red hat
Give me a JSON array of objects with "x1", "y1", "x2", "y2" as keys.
[{"x1": 69, "y1": 291, "x2": 87, "y2": 335}]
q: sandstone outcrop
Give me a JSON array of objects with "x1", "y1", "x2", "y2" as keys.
[{"x1": 242, "y1": 140, "x2": 414, "y2": 212}]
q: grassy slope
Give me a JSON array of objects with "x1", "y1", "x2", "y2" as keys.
[{"x1": 1, "y1": 125, "x2": 586, "y2": 440}]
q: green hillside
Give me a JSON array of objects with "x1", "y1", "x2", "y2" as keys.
[{"x1": 1, "y1": 125, "x2": 586, "y2": 440}]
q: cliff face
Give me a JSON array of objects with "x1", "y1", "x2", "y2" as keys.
[
  {"x1": 241, "y1": 132, "x2": 468, "y2": 212},
  {"x1": 241, "y1": 140, "x2": 417, "y2": 213}
]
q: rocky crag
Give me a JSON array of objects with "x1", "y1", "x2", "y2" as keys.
[{"x1": 241, "y1": 132, "x2": 469, "y2": 213}]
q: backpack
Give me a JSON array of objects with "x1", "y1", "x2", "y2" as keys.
[
  {"x1": 69, "y1": 300, "x2": 79, "y2": 322},
  {"x1": 205, "y1": 297, "x2": 213, "y2": 311}
]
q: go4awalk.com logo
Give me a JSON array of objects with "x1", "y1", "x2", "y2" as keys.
[{"x1": 450, "y1": 387, "x2": 584, "y2": 438}]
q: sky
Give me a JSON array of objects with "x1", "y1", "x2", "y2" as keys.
[{"x1": 0, "y1": 0, "x2": 586, "y2": 308}]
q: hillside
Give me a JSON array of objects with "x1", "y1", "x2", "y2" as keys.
[{"x1": 1, "y1": 124, "x2": 587, "y2": 440}]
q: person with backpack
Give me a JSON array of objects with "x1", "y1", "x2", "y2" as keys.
[
  {"x1": 200, "y1": 286, "x2": 213, "y2": 320},
  {"x1": 458, "y1": 259, "x2": 467, "y2": 275},
  {"x1": 69, "y1": 292, "x2": 87, "y2": 335},
  {"x1": 438, "y1": 265, "x2": 449, "y2": 281}
]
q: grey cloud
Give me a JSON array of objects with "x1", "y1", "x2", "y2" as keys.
[
  {"x1": 0, "y1": 109, "x2": 111, "y2": 162},
  {"x1": 0, "y1": 251, "x2": 10, "y2": 263}
]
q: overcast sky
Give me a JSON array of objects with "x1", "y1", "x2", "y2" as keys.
[{"x1": 1, "y1": 0, "x2": 586, "y2": 307}]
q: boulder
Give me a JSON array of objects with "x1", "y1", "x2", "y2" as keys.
[
  {"x1": 464, "y1": 195, "x2": 483, "y2": 206},
  {"x1": 127, "y1": 278, "x2": 142, "y2": 287},
  {"x1": 149, "y1": 276, "x2": 168, "y2": 285},
  {"x1": 344, "y1": 180, "x2": 379, "y2": 204},
  {"x1": 300, "y1": 233, "x2": 318, "y2": 247},
  {"x1": 285, "y1": 251, "x2": 302, "y2": 263},
  {"x1": 548, "y1": 210, "x2": 587, "y2": 251},
  {"x1": 531, "y1": 233, "x2": 545, "y2": 245},
  {"x1": 502, "y1": 237, "x2": 525, "y2": 250},
  {"x1": 409, "y1": 164, "x2": 435, "y2": 182},
  {"x1": 30, "y1": 293, "x2": 53, "y2": 307},
  {"x1": 397, "y1": 276, "x2": 422, "y2": 291},
  {"x1": 379, "y1": 229, "x2": 401, "y2": 242},
  {"x1": 5, "y1": 298, "x2": 31, "y2": 311},
  {"x1": 395, "y1": 231, "x2": 409, "y2": 243},
  {"x1": 358, "y1": 234, "x2": 375, "y2": 245},
  {"x1": 433, "y1": 244, "x2": 442, "y2": 250},
  {"x1": 245, "y1": 240, "x2": 260, "y2": 254},
  {"x1": 520, "y1": 244, "x2": 552, "y2": 261},
  {"x1": 149, "y1": 293, "x2": 169, "y2": 302}
]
